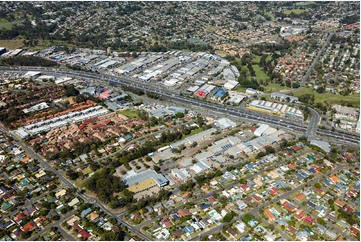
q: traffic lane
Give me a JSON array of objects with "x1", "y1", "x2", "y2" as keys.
[{"x1": 1, "y1": 67, "x2": 359, "y2": 144}]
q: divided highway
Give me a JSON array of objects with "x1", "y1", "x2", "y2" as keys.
[{"x1": 0, "y1": 66, "x2": 359, "y2": 145}]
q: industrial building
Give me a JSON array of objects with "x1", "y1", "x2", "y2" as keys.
[
  {"x1": 248, "y1": 100, "x2": 304, "y2": 119},
  {"x1": 149, "y1": 106, "x2": 186, "y2": 118},
  {"x1": 0, "y1": 47, "x2": 6, "y2": 56},
  {"x1": 270, "y1": 93, "x2": 299, "y2": 103}
]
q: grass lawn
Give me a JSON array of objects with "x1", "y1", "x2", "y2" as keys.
[
  {"x1": 28, "y1": 39, "x2": 76, "y2": 51},
  {"x1": 0, "y1": 18, "x2": 21, "y2": 30},
  {"x1": 265, "y1": 12, "x2": 275, "y2": 20},
  {"x1": 252, "y1": 55, "x2": 261, "y2": 64},
  {"x1": 252, "y1": 64, "x2": 269, "y2": 81},
  {"x1": 118, "y1": 108, "x2": 140, "y2": 118},
  {"x1": 234, "y1": 86, "x2": 246, "y2": 93},
  {"x1": 74, "y1": 178, "x2": 85, "y2": 188},
  {"x1": 0, "y1": 39, "x2": 24, "y2": 49},
  {"x1": 215, "y1": 50, "x2": 229, "y2": 58},
  {"x1": 188, "y1": 128, "x2": 204, "y2": 136},
  {"x1": 292, "y1": 87, "x2": 360, "y2": 107},
  {"x1": 264, "y1": 82, "x2": 290, "y2": 93},
  {"x1": 283, "y1": 9, "x2": 309, "y2": 15},
  {"x1": 82, "y1": 167, "x2": 92, "y2": 176},
  {"x1": 296, "y1": 1, "x2": 316, "y2": 6}
]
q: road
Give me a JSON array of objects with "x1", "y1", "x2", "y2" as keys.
[
  {"x1": 0, "y1": 66, "x2": 359, "y2": 145},
  {"x1": 133, "y1": 149, "x2": 314, "y2": 231},
  {"x1": 306, "y1": 107, "x2": 321, "y2": 139},
  {"x1": 301, "y1": 33, "x2": 334, "y2": 86},
  {"x1": 190, "y1": 163, "x2": 356, "y2": 240},
  {"x1": 28, "y1": 210, "x2": 77, "y2": 241},
  {"x1": 293, "y1": 199, "x2": 355, "y2": 241},
  {"x1": 0, "y1": 125, "x2": 152, "y2": 241},
  {"x1": 95, "y1": 120, "x2": 194, "y2": 164},
  {"x1": 57, "y1": 226, "x2": 77, "y2": 241}
]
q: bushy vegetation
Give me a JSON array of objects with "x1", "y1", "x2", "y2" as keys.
[{"x1": 0, "y1": 56, "x2": 59, "y2": 67}]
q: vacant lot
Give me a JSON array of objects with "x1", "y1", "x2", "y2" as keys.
[
  {"x1": 118, "y1": 108, "x2": 140, "y2": 118},
  {"x1": 283, "y1": 9, "x2": 309, "y2": 15},
  {"x1": 264, "y1": 82, "x2": 290, "y2": 93},
  {"x1": 0, "y1": 39, "x2": 24, "y2": 49}
]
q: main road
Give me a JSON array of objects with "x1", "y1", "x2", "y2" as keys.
[{"x1": 0, "y1": 66, "x2": 359, "y2": 145}]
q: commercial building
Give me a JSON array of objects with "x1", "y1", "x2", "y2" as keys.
[
  {"x1": 124, "y1": 169, "x2": 169, "y2": 188},
  {"x1": 15, "y1": 106, "x2": 109, "y2": 138},
  {"x1": 170, "y1": 128, "x2": 217, "y2": 149},
  {"x1": 171, "y1": 168, "x2": 190, "y2": 182}
]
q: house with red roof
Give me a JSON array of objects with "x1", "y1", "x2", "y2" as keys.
[
  {"x1": 177, "y1": 209, "x2": 191, "y2": 217},
  {"x1": 345, "y1": 205, "x2": 355, "y2": 213},
  {"x1": 268, "y1": 187, "x2": 278, "y2": 196},
  {"x1": 287, "y1": 226, "x2": 298, "y2": 234},
  {"x1": 14, "y1": 213, "x2": 26, "y2": 224},
  {"x1": 304, "y1": 215, "x2": 316, "y2": 225},
  {"x1": 23, "y1": 207, "x2": 37, "y2": 217},
  {"x1": 79, "y1": 229, "x2": 91, "y2": 239},
  {"x1": 294, "y1": 210, "x2": 306, "y2": 221},
  {"x1": 264, "y1": 209, "x2": 276, "y2": 222},
  {"x1": 161, "y1": 216, "x2": 172, "y2": 228},
  {"x1": 334, "y1": 199, "x2": 346, "y2": 208},
  {"x1": 21, "y1": 222, "x2": 36, "y2": 232},
  {"x1": 240, "y1": 184, "x2": 249, "y2": 192},
  {"x1": 252, "y1": 194, "x2": 262, "y2": 202},
  {"x1": 248, "y1": 126, "x2": 257, "y2": 132},
  {"x1": 34, "y1": 216, "x2": 47, "y2": 227},
  {"x1": 351, "y1": 225, "x2": 360, "y2": 235},
  {"x1": 208, "y1": 196, "x2": 217, "y2": 205},
  {"x1": 292, "y1": 145, "x2": 301, "y2": 152},
  {"x1": 287, "y1": 164, "x2": 297, "y2": 170},
  {"x1": 312, "y1": 187, "x2": 325, "y2": 196},
  {"x1": 294, "y1": 193, "x2": 306, "y2": 202},
  {"x1": 282, "y1": 201, "x2": 296, "y2": 212},
  {"x1": 98, "y1": 90, "x2": 112, "y2": 99}
]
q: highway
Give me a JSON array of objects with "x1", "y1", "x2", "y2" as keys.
[{"x1": 0, "y1": 66, "x2": 359, "y2": 145}]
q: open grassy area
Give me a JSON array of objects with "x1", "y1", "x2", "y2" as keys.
[
  {"x1": 265, "y1": 11, "x2": 275, "y2": 20},
  {"x1": 188, "y1": 128, "x2": 204, "y2": 137},
  {"x1": 234, "y1": 86, "x2": 246, "y2": 93},
  {"x1": 296, "y1": 1, "x2": 316, "y2": 6},
  {"x1": 283, "y1": 9, "x2": 309, "y2": 15},
  {"x1": 0, "y1": 19, "x2": 14, "y2": 30},
  {"x1": 252, "y1": 55, "x2": 261, "y2": 64},
  {"x1": 27, "y1": 39, "x2": 76, "y2": 51},
  {"x1": 252, "y1": 54, "x2": 271, "y2": 64},
  {"x1": 118, "y1": 108, "x2": 140, "y2": 118},
  {"x1": 252, "y1": 64, "x2": 269, "y2": 81},
  {"x1": 292, "y1": 87, "x2": 360, "y2": 107},
  {"x1": 74, "y1": 178, "x2": 86, "y2": 188},
  {"x1": 264, "y1": 82, "x2": 290, "y2": 93},
  {"x1": 0, "y1": 39, "x2": 24, "y2": 49},
  {"x1": 215, "y1": 50, "x2": 229, "y2": 58}
]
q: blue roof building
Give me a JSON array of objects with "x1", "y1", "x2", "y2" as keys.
[{"x1": 81, "y1": 208, "x2": 92, "y2": 218}]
